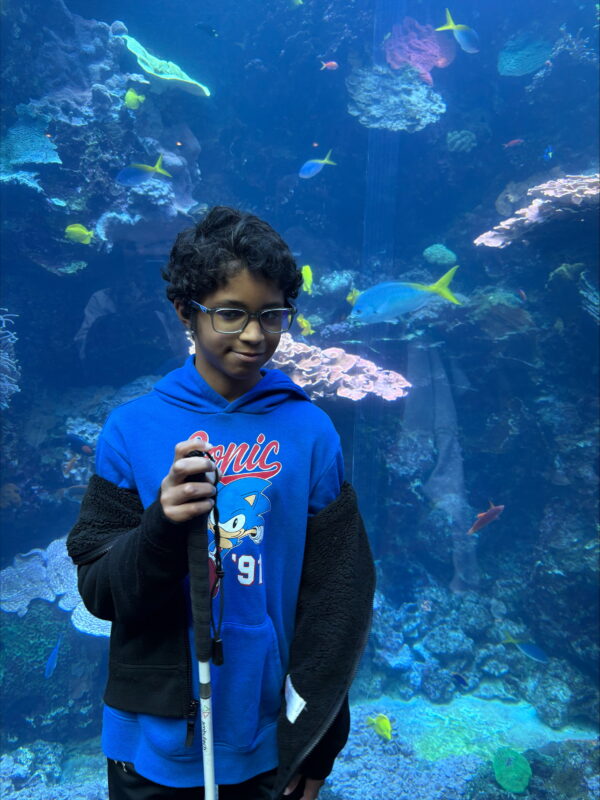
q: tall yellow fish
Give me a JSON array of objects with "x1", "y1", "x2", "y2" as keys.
[
  {"x1": 301, "y1": 264, "x2": 313, "y2": 294},
  {"x1": 124, "y1": 88, "x2": 146, "y2": 110},
  {"x1": 296, "y1": 313, "x2": 315, "y2": 336},
  {"x1": 346, "y1": 288, "x2": 361, "y2": 306},
  {"x1": 366, "y1": 713, "x2": 392, "y2": 741},
  {"x1": 65, "y1": 224, "x2": 94, "y2": 244}
]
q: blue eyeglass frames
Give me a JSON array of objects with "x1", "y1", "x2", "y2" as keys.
[{"x1": 189, "y1": 300, "x2": 297, "y2": 334}]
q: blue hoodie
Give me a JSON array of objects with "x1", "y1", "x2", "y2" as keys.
[{"x1": 96, "y1": 356, "x2": 343, "y2": 788}]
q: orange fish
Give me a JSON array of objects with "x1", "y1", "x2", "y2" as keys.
[
  {"x1": 62, "y1": 455, "x2": 80, "y2": 477},
  {"x1": 467, "y1": 501, "x2": 504, "y2": 534},
  {"x1": 320, "y1": 60, "x2": 339, "y2": 70},
  {"x1": 502, "y1": 139, "x2": 524, "y2": 148}
]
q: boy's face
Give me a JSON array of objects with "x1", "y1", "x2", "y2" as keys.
[{"x1": 175, "y1": 266, "x2": 285, "y2": 401}]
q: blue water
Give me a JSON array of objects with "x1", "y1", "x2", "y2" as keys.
[{"x1": 1, "y1": 0, "x2": 598, "y2": 797}]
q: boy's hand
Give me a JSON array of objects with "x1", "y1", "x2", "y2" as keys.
[
  {"x1": 160, "y1": 439, "x2": 217, "y2": 523},
  {"x1": 284, "y1": 775, "x2": 324, "y2": 799}
]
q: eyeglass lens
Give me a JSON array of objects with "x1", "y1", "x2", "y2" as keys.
[{"x1": 213, "y1": 308, "x2": 292, "y2": 333}]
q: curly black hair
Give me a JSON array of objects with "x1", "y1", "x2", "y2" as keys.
[{"x1": 162, "y1": 206, "x2": 302, "y2": 317}]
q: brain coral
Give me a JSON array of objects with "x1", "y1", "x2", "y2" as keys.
[
  {"x1": 498, "y1": 32, "x2": 553, "y2": 76},
  {"x1": 423, "y1": 243, "x2": 457, "y2": 266},
  {"x1": 446, "y1": 129, "x2": 477, "y2": 153},
  {"x1": 346, "y1": 64, "x2": 446, "y2": 132},
  {"x1": 1, "y1": 113, "x2": 61, "y2": 167}
]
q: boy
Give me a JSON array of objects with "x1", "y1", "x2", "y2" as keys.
[{"x1": 67, "y1": 207, "x2": 375, "y2": 800}]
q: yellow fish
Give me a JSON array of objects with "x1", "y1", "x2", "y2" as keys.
[
  {"x1": 367, "y1": 713, "x2": 392, "y2": 741},
  {"x1": 65, "y1": 224, "x2": 94, "y2": 244},
  {"x1": 296, "y1": 313, "x2": 315, "y2": 336},
  {"x1": 301, "y1": 264, "x2": 313, "y2": 294},
  {"x1": 124, "y1": 88, "x2": 146, "y2": 110},
  {"x1": 346, "y1": 288, "x2": 361, "y2": 306}
]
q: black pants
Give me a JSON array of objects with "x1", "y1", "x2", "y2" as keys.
[{"x1": 107, "y1": 760, "x2": 305, "y2": 800}]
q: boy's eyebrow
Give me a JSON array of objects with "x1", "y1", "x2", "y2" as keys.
[{"x1": 211, "y1": 300, "x2": 286, "y2": 309}]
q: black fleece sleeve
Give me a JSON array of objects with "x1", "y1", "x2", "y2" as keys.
[
  {"x1": 299, "y1": 695, "x2": 350, "y2": 781},
  {"x1": 67, "y1": 474, "x2": 194, "y2": 625}
]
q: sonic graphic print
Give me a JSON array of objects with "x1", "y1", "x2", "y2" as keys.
[{"x1": 190, "y1": 429, "x2": 278, "y2": 591}]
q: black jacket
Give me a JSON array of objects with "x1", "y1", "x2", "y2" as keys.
[{"x1": 67, "y1": 476, "x2": 375, "y2": 798}]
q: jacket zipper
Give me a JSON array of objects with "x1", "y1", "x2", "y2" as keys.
[
  {"x1": 75, "y1": 540, "x2": 117, "y2": 565},
  {"x1": 183, "y1": 625, "x2": 198, "y2": 747},
  {"x1": 278, "y1": 609, "x2": 373, "y2": 792}
]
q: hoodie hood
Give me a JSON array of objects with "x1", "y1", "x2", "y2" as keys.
[{"x1": 153, "y1": 355, "x2": 310, "y2": 415}]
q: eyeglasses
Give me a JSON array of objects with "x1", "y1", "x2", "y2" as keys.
[{"x1": 189, "y1": 300, "x2": 296, "y2": 334}]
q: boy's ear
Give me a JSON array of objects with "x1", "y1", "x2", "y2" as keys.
[{"x1": 174, "y1": 299, "x2": 191, "y2": 324}]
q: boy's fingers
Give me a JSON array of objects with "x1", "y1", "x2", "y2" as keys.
[
  {"x1": 174, "y1": 438, "x2": 213, "y2": 459},
  {"x1": 172, "y1": 456, "x2": 215, "y2": 481},
  {"x1": 284, "y1": 775, "x2": 301, "y2": 795},
  {"x1": 166, "y1": 498, "x2": 215, "y2": 523}
]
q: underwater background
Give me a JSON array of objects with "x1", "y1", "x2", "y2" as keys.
[{"x1": 0, "y1": 0, "x2": 598, "y2": 797}]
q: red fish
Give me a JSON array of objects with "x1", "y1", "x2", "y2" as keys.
[
  {"x1": 320, "y1": 60, "x2": 339, "y2": 70},
  {"x1": 467, "y1": 502, "x2": 504, "y2": 534},
  {"x1": 502, "y1": 139, "x2": 524, "y2": 148}
]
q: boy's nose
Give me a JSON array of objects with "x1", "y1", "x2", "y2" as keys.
[{"x1": 240, "y1": 318, "x2": 264, "y2": 340}]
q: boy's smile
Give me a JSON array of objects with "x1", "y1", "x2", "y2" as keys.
[{"x1": 175, "y1": 267, "x2": 285, "y2": 401}]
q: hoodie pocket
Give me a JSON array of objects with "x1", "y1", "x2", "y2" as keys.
[{"x1": 212, "y1": 618, "x2": 284, "y2": 751}]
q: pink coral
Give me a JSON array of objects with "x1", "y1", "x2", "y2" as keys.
[
  {"x1": 474, "y1": 173, "x2": 599, "y2": 248},
  {"x1": 384, "y1": 17, "x2": 456, "y2": 85},
  {"x1": 270, "y1": 334, "x2": 411, "y2": 401}
]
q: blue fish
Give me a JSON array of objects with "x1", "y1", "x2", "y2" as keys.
[
  {"x1": 435, "y1": 8, "x2": 480, "y2": 54},
  {"x1": 514, "y1": 642, "x2": 549, "y2": 663},
  {"x1": 116, "y1": 154, "x2": 172, "y2": 187},
  {"x1": 503, "y1": 633, "x2": 549, "y2": 663},
  {"x1": 542, "y1": 145, "x2": 554, "y2": 162},
  {"x1": 348, "y1": 266, "x2": 461, "y2": 325},
  {"x1": 44, "y1": 635, "x2": 62, "y2": 679},
  {"x1": 299, "y1": 149, "x2": 336, "y2": 179}
]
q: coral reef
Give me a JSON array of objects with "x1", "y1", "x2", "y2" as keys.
[
  {"x1": 383, "y1": 17, "x2": 455, "y2": 85},
  {"x1": 117, "y1": 33, "x2": 211, "y2": 96},
  {"x1": 0, "y1": 537, "x2": 110, "y2": 637},
  {"x1": 422, "y1": 243, "x2": 457, "y2": 266},
  {"x1": 360, "y1": 576, "x2": 600, "y2": 732},
  {"x1": 526, "y1": 24, "x2": 599, "y2": 93},
  {"x1": 327, "y1": 699, "x2": 481, "y2": 799},
  {"x1": 326, "y1": 693, "x2": 597, "y2": 799},
  {"x1": 1, "y1": 0, "x2": 206, "y2": 271},
  {"x1": 269, "y1": 334, "x2": 411, "y2": 401},
  {"x1": 578, "y1": 271, "x2": 599, "y2": 324},
  {"x1": 0, "y1": 598, "x2": 108, "y2": 744},
  {"x1": 446, "y1": 130, "x2": 477, "y2": 153},
  {"x1": 0, "y1": 310, "x2": 20, "y2": 409},
  {"x1": 465, "y1": 740, "x2": 599, "y2": 800},
  {"x1": 1, "y1": 739, "x2": 107, "y2": 799},
  {"x1": 492, "y1": 747, "x2": 531, "y2": 792},
  {"x1": 493, "y1": 169, "x2": 561, "y2": 217},
  {"x1": 346, "y1": 64, "x2": 446, "y2": 132},
  {"x1": 1, "y1": 108, "x2": 62, "y2": 167},
  {"x1": 474, "y1": 174, "x2": 600, "y2": 248},
  {"x1": 497, "y1": 31, "x2": 553, "y2": 76},
  {"x1": 0, "y1": 738, "x2": 107, "y2": 799}
]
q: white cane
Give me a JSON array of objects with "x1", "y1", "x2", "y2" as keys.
[
  {"x1": 186, "y1": 449, "x2": 222, "y2": 800},
  {"x1": 199, "y1": 660, "x2": 217, "y2": 800}
]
